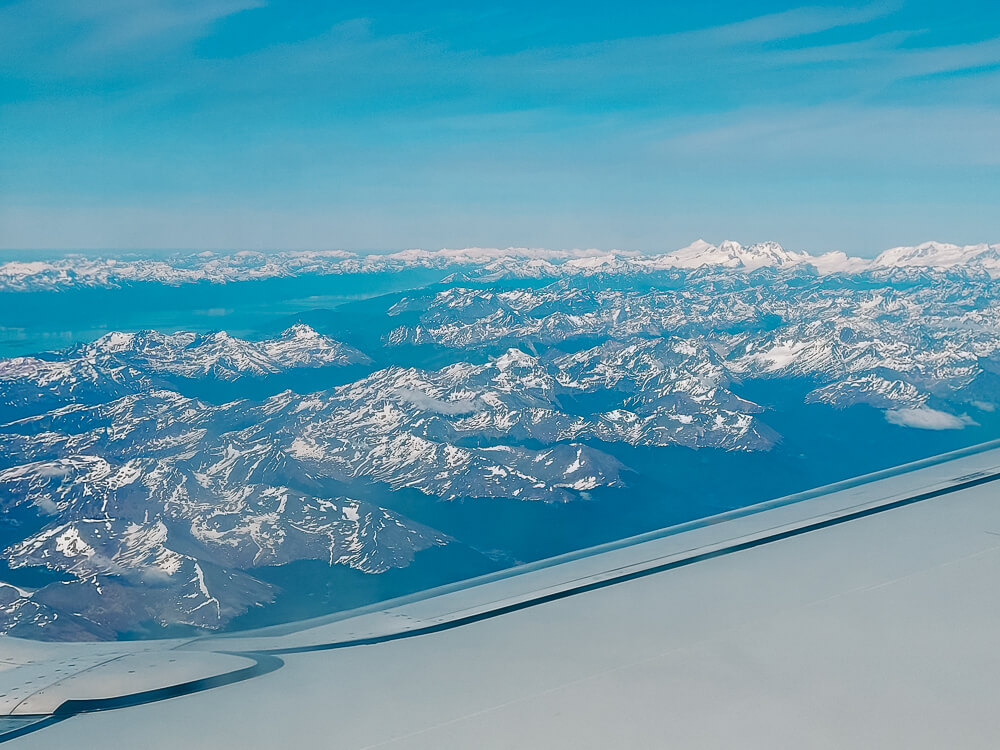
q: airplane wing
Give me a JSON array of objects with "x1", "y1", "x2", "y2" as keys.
[{"x1": 3, "y1": 441, "x2": 1000, "y2": 748}]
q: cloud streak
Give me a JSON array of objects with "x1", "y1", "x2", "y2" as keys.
[
  {"x1": 0, "y1": 0, "x2": 263, "y2": 75},
  {"x1": 886, "y1": 407, "x2": 977, "y2": 430},
  {"x1": 392, "y1": 388, "x2": 480, "y2": 416}
]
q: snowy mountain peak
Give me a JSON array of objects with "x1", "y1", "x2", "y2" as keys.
[
  {"x1": 873, "y1": 242, "x2": 1000, "y2": 274},
  {"x1": 494, "y1": 347, "x2": 539, "y2": 369},
  {"x1": 89, "y1": 331, "x2": 140, "y2": 353},
  {"x1": 9, "y1": 328, "x2": 372, "y2": 400},
  {"x1": 663, "y1": 240, "x2": 808, "y2": 270},
  {"x1": 283, "y1": 323, "x2": 321, "y2": 339}
]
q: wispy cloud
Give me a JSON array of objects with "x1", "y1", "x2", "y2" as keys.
[
  {"x1": 0, "y1": 0, "x2": 263, "y2": 74},
  {"x1": 665, "y1": 2, "x2": 901, "y2": 46},
  {"x1": 75, "y1": 0, "x2": 265, "y2": 49},
  {"x1": 886, "y1": 407, "x2": 977, "y2": 430},
  {"x1": 653, "y1": 105, "x2": 1000, "y2": 169},
  {"x1": 5, "y1": 2, "x2": 998, "y2": 119},
  {"x1": 392, "y1": 388, "x2": 480, "y2": 415}
]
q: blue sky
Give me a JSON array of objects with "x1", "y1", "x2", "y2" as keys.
[{"x1": 1, "y1": 1, "x2": 999, "y2": 254}]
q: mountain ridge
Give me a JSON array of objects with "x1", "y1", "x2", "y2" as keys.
[{"x1": 3, "y1": 241, "x2": 1000, "y2": 291}]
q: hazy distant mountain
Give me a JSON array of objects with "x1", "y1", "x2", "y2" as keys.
[
  {"x1": 872, "y1": 241, "x2": 1000, "y2": 274},
  {"x1": 2, "y1": 240, "x2": 998, "y2": 293}
]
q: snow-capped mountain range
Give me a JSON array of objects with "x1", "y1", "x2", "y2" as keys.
[
  {"x1": 2, "y1": 246, "x2": 1000, "y2": 641},
  {"x1": 386, "y1": 268, "x2": 1000, "y2": 425},
  {"x1": 2, "y1": 240, "x2": 999, "y2": 292},
  {"x1": 0, "y1": 321, "x2": 780, "y2": 638},
  {"x1": 0, "y1": 324, "x2": 369, "y2": 419}
]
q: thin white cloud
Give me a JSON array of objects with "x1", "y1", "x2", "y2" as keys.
[
  {"x1": 392, "y1": 388, "x2": 480, "y2": 415},
  {"x1": 81, "y1": 0, "x2": 265, "y2": 50},
  {"x1": 885, "y1": 407, "x2": 977, "y2": 430},
  {"x1": 0, "y1": 0, "x2": 264, "y2": 70},
  {"x1": 666, "y1": 2, "x2": 901, "y2": 46},
  {"x1": 654, "y1": 106, "x2": 1000, "y2": 169},
  {"x1": 33, "y1": 496, "x2": 59, "y2": 514}
]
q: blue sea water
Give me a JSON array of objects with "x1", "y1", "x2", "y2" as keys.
[{"x1": 0, "y1": 269, "x2": 447, "y2": 357}]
